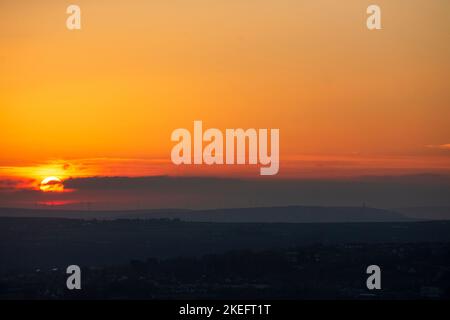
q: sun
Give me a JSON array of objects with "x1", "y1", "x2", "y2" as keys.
[{"x1": 39, "y1": 176, "x2": 64, "y2": 192}]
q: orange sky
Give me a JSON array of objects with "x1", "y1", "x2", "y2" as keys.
[{"x1": 1, "y1": 0, "x2": 449, "y2": 187}]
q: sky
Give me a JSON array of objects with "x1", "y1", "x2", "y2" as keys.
[{"x1": 0, "y1": 0, "x2": 449, "y2": 209}]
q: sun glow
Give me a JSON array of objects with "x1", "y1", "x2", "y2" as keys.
[{"x1": 39, "y1": 176, "x2": 64, "y2": 192}]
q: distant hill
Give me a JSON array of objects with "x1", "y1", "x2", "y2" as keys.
[
  {"x1": 0, "y1": 206, "x2": 411, "y2": 223},
  {"x1": 394, "y1": 206, "x2": 450, "y2": 221}
]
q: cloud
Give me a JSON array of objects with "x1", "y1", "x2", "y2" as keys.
[
  {"x1": 0, "y1": 178, "x2": 35, "y2": 191},
  {"x1": 62, "y1": 163, "x2": 71, "y2": 170},
  {"x1": 2, "y1": 174, "x2": 449, "y2": 210},
  {"x1": 426, "y1": 144, "x2": 450, "y2": 150}
]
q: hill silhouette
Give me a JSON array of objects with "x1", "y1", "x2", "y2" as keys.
[{"x1": 0, "y1": 205, "x2": 411, "y2": 223}]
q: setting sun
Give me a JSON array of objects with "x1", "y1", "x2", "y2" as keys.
[{"x1": 39, "y1": 176, "x2": 64, "y2": 192}]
